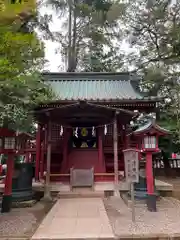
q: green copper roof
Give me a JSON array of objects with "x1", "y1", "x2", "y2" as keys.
[
  {"x1": 133, "y1": 120, "x2": 170, "y2": 135},
  {"x1": 42, "y1": 72, "x2": 156, "y2": 101}
]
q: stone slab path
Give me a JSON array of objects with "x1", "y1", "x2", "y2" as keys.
[{"x1": 32, "y1": 198, "x2": 114, "y2": 240}]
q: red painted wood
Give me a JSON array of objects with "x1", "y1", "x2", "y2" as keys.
[
  {"x1": 40, "y1": 140, "x2": 45, "y2": 179},
  {"x1": 0, "y1": 128, "x2": 16, "y2": 137},
  {"x1": 0, "y1": 164, "x2": 2, "y2": 175},
  {"x1": 35, "y1": 124, "x2": 41, "y2": 181},
  {"x1": 98, "y1": 128, "x2": 105, "y2": 172},
  {"x1": 146, "y1": 152, "x2": 154, "y2": 194},
  {"x1": 66, "y1": 149, "x2": 101, "y2": 172},
  {"x1": 4, "y1": 154, "x2": 14, "y2": 195},
  {"x1": 26, "y1": 153, "x2": 30, "y2": 162}
]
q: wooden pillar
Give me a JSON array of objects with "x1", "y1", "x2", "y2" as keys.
[
  {"x1": 123, "y1": 127, "x2": 127, "y2": 149},
  {"x1": 98, "y1": 127, "x2": 105, "y2": 173},
  {"x1": 146, "y1": 151, "x2": 156, "y2": 211},
  {"x1": 40, "y1": 126, "x2": 45, "y2": 179},
  {"x1": 43, "y1": 121, "x2": 52, "y2": 201},
  {"x1": 26, "y1": 153, "x2": 30, "y2": 163},
  {"x1": 1, "y1": 153, "x2": 14, "y2": 212},
  {"x1": 40, "y1": 139, "x2": 45, "y2": 180},
  {"x1": 35, "y1": 124, "x2": 41, "y2": 181},
  {"x1": 123, "y1": 126, "x2": 128, "y2": 178},
  {"x1": 146, "y1": 152, "x2": 154, "y2": 194},
  {"x1": 113, "y1": 112, "x2": 119, "y2": 196},
  {"x1": 61, "y1": 128, "x2": 68, "y2": 173},
  {"x1": 25, "y1": 140, "x2": 30, "y2": 163}
]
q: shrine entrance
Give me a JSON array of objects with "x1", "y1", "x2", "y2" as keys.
[
  {"x1": 71, "y1": 127, "x2": 97, "y2": 149},
  {"x1": 34, "y1": 101, "x2": 136, "y2": 184}
]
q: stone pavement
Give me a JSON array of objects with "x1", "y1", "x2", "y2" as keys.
[{"x1": 32, "y1": 198, "x2": 114, "y2": 240}]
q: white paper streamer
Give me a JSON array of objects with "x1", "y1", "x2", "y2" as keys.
[
  {"x1": 75, "y1": 127, "x2": 78, "y2": 138},
  {"x1": 92, "y1": 126, "x2": 95, "y2": 136},
  {"x1": 60, "y1": 125, "x2": 63, "y2": 136},
  {"x1": 104, "y1": 125, "x2": 107, "y2": 135}
]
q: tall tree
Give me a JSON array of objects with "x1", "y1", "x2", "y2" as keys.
[
  {"x1": 46, "y1": 0, "x2": 126, "y2": 71},
  {"x1": 123, "y1": 0, "x2": 180, "y2": 147}
]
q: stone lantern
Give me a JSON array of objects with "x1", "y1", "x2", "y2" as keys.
[{"x1": 132, "y1": 120, "x2": 170, "y2": 212}]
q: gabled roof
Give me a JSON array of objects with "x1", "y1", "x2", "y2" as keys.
[
  {"x1": 132, "y1": 120, "x2": 170, "y2": 136},
  {"x1": 35, "y1": 101, "x2": 137, "y2": 126},
  {"x1": 42, "y1": 72, "x2": 159, "y2": 102}
]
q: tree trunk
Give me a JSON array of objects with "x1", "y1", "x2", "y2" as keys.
[
  {"x1": 113, "y1": 113, "x2": 120, "y2": 197},
  {"x1": 68, "y1": 0, "x2": 77, "y2": 72},
  {"x1": 67, "y1": 0, "x2": 72, "y2": 71},
  {"x1": 43, "y1": 121, "x2": 52, "y2": 201}
]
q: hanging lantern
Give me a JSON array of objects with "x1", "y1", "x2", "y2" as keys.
[
  {"x1": 60, "y1": 125, "x2": 63, "y2": 136},
  {"x1": 104, "y1": 125, "x2": 107, "y2": 135},
  {"x1": 143, "y1": 135, "x2": 156, "y2": 150}
]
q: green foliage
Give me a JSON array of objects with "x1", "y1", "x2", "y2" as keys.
[
  {"x1": 46, "y1": 0, "x2": 126, "y2": 71},
  {"x1": 0, "y1": 0, "x2": 36, "y2": 26},
  {"x1": 0, "y1": 1, "x2": 53, "y2": 132},
  {"x1": 122, "y1": 0, "x2": 180, "y2": 150}
]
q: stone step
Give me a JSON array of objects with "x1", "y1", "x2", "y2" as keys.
[
  {"x1": 121, "y1": 192, "x2": 163, "y2": 208},
  {"x1": 58, "y1": 188, "x2": 104, "y2": 199}
]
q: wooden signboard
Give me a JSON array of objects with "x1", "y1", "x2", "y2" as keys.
[
  {"x1": 123, "y1": 148, "x2": 140, "y2": 223},
  {"x1": 123, "y1": 149, "x2": 139, "y2": 183},
  {"x1": 70, "y1": 167, "x2": 94, "y2": 188}
]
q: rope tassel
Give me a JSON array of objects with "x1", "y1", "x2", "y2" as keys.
[{"x1": 92, "y1": 126, "x2": 95, "y2": 136}]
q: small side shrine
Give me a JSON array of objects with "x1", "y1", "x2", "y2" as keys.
[{"x1": 129, "y1": 120, "x2": 170, "y2": 211}]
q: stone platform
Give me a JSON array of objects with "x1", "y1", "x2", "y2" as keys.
[{"x1": 0, "y1": 179, "x2": 173, "y2": 195}]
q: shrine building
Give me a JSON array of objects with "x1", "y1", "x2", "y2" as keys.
[{"x1": 34, "y1": 72, "x2": 159, "y2": 183}]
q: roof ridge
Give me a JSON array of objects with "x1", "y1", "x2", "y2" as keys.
[
  {"x1": 42, "y1": 71, "x2": 139, "y2": 82},
  {"x1": 42, "y1": 71, "x2": 136, "y2": 75},
  {"x1": 47, "y1": 79, "x2": 132, "y2": 81}
]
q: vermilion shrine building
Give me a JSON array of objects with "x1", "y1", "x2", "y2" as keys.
[{"x1": 34, "y1": 72, "x2": 159, "y2": 183}]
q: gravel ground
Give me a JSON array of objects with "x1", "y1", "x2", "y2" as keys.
[
  {"x1": 104, "y1": 196, "x2": 180, "y2": 238},
  {"x1": 0, "y1": 201, "x2": 54, "y2": 238}
]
